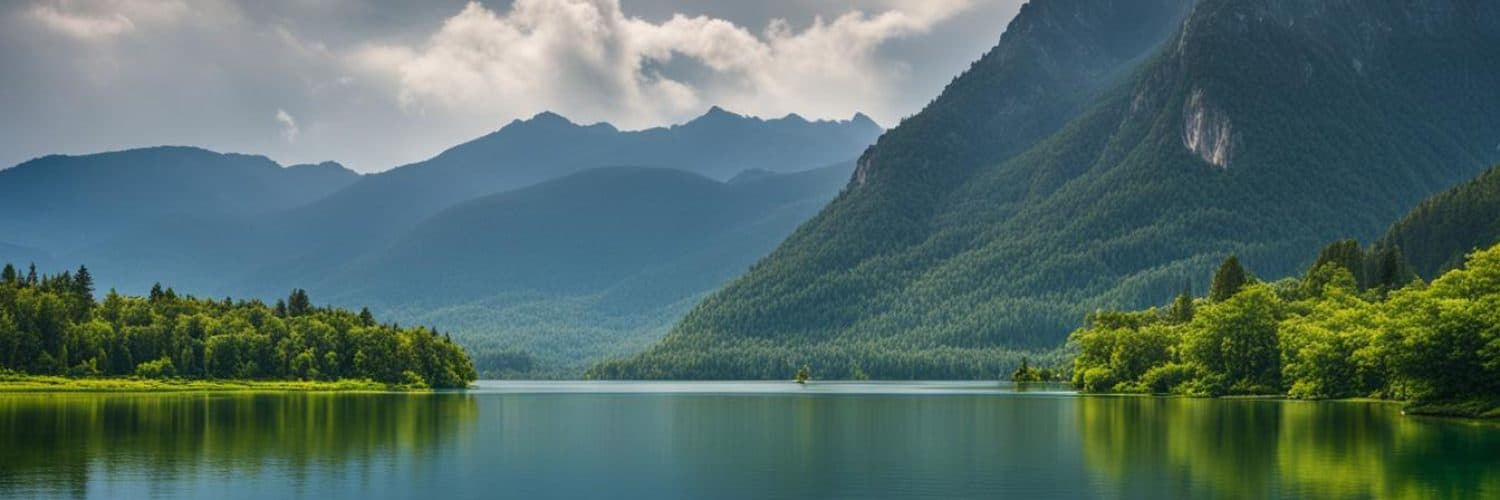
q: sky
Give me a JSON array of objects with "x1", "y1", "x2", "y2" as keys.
[{"x1": 0, "y1": 0, "x2": 1024, "y2": 173}]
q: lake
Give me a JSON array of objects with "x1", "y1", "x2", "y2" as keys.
[{"x1": 1, "y1": 381, "x2": 1496, "y2": 499}]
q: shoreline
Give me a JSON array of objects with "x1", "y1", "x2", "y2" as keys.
[
  {"x1": 2, "y1": 375, "x2": 1494, "y2": 420},
  {"x1": 0, "y1": 374, "x2": 428, "y2": 393},
  {"x1": 1074, "y1": 390, "x2": 1497, "y2": 420}
]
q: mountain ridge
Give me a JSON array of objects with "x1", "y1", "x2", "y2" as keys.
[{"x1": 591, "y1": 0, "x2": 1500, "y2": 380}]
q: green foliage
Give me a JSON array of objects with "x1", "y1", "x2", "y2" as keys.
[
  {"x1": 0, "y1": 264, "x2": 476, "y2": 388},
  {"x1": 1208, "y1": 256, "x2": 1249, "y2": 303},
  {"x1": 134, "y1": 357, "x2": 175, "y2": 379},
  {"x1": 1068, "y1": 243, "x2": 1500, "y2": 406},
  {"x1": 794, "y1": 365, "x2": 810, "y2": 384},
  {"x1": 1010, "y1": 357, "x2": 1049, "y2": 383},
  {"x1": 596, "y1": 0, "x2": 1500, "y2": 379},
  {"x1": 1378, "y1": 164, "x2": 1500, "y2": 280}
]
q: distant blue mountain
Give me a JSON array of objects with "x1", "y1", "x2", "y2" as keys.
[
  {"x1": 0, "y1": 146, "x2": 358, "y2": 254},
  {"x1": 0, "y1": 108, "x2": 877, "y2": 376}
]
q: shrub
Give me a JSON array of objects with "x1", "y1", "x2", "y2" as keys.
[{"x1": 135, "y1": 357, "x2": 176, "y2": 379}]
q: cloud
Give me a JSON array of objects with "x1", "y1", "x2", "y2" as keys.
[
  {"x1": 276, "y1": 109, "x2": 299, "y2": 143},
  {"x1": 2, "y1": 0, "x2": 1017, "y2": 173},
  {"x1": 352, "y1": 0, "x2": 976, "y2": 129},
  {"x1": 26, "y1": 0, "x2": 189, "y2": 40}
]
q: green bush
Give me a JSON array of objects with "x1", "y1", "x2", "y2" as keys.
[
  {"x1": 1141, "y1": 363, "x2": 1197, "y2": 394},
  {"x1": 135, "y1": 357, "x2": 175, "y2": 379}
]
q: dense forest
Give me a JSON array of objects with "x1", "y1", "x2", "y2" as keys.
[
  {"x1": 1067, "y1": 243, "x2": 1499, "y2": 412},
  {"x1": 594, "y1": 0, "x2": 1500, "y2": 379},
  {"x1": 1377, "y1": 164, "x2": 1500, "y2": 279},
  {"x1": 0, "y1": 264, "x2": 475, "y2": 388}
]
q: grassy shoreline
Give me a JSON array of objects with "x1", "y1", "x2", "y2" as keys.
[{"x1": 0, "y1": 374, "x2": 431, "y2": 393}]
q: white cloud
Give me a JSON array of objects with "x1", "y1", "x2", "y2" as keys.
[
  {"x1": 27, "y1": 0, "x2": 190, "y2": 40},
  {"x1": 352, "y1": 0, "x2": 975, "y2": 128},
  {"x1": 276, "y1": 109, "x2": 299, "y2": 143}
]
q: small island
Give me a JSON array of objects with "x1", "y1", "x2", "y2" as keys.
[{"x1": 0, "y1": 263, "x2": 477, "y2": 391}]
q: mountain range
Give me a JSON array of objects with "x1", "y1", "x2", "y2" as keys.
[
  {"x1": 590, "y1": 0, "x2": 1500, "y2": 379},
  {"x1": 0, "y1": 108, "x2": 880, "y2": 376}
]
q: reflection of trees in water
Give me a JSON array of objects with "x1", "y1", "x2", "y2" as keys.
[
  {"x1": 1077, "y1": 397, "x2": 1500, "y2": 498},
  {"x1": 0, "y1": 393, "x2": 479, "y2": 496}
]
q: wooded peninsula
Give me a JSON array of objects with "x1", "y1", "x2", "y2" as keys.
[{"x1": 0, "y1": 263, "x2": 476, "y2": 390}]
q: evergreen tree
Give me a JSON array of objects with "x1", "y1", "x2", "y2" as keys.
[
  {"x1": 25, "y1": 264, "x2": 37, "y2": 287},
  {"x1": 1209, "y1": 256, "x2": 1247, "y2": 302},
  {"x1": 1168, "y1": 282, "x2": 1195, "y2": 323},
  {"x1": 359, "y1": 307, "x2": 376, "y2": 327},
  {"x1": 287, "y1": 289, "x2": 311, "y2": 317},
  {"x1": 74, "y1": 265, "x2": 94, "y2": 299},
  {"x1": 149, "y1": 283, "x2": 165, "y2": 303},
  {"x1": 1, "y1": 264, "x2": 14, "y2": 285}
]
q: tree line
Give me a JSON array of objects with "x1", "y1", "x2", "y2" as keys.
[
  {"x1": 0, "y1": 263, "x2": 476, "y2": 388},
  {"x1": 1067, "y1": 241, "x2": 1500, "y2": 406}
]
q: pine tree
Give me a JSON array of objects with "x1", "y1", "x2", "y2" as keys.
[
  {"x1": 1209, "y1": 255, "x2": 1247, "y2": 302},
  {"x1": 1, "y1": 264, "x2": 14, "y2": 285},
  {"x1": 287, "y1": 289, "x2": 311, "y2": 317},
  {"x1": 359, "y1": 307, "x2": 376, "y2": 326},
  {"x1": 149, "y1": 283, "x2": 165, "y2": 303},
  {"x1": 25, "y1": 264, "x2": 38, "y2": 287},
  {"x1": 1168, "y1": 283, "x2": 1195, "y2": 323},
  {"x1": 74, "y1": 265, "x2": 94, "y2": 299}
]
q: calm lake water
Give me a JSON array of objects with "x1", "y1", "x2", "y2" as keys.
[{"x1": 1, "y1": 381, "x2": 1496, "y2": 499}]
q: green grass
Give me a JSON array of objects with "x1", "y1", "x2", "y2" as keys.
[{"x1": 0, "y1": 373, "x2": 436, "y2": 393}]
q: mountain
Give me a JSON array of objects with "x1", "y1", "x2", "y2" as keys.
[
  {"x1": 316, "y1": 163, "x2": 855, "y2": 376},
  {"x1": 31, "y1": 109, "x2": 878, "y2": 299},
  {"x1": 0, "y1": 147, "x2": 358, "y2": 255},
  {"x1": 1377, "y1": 163, "x2": 1500, "y2": 279},
  {"x1": 1, "y1": 109, "x2": 872, "y2": 376},
  {"x1": 591, "y1": 0, "x2": 1500, "y2": 380},
  {"x1": 291, "y1": 108, "x2": 877, "y2": 235},
  {"x1": 222, "y1": 108, "x2": 882, "y2": 298}
]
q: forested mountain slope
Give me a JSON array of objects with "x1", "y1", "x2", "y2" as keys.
[
  {"x1": 323, "y1": 164, "x2": 855, "y2": 376},
  {"x1": 591, "y1": 0, "x2": 1500, "y2": 380},
  {"x1": 1377, "y1": 164, "x2": 1500, "y2": 279}
]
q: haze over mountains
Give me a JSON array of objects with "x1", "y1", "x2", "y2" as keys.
[
  {"x1": 593, "y1": 0, "x2": 1500, "y2": 379},
  {"x1": 0, "y1": 108, "x2": 880, "y2": 376}
]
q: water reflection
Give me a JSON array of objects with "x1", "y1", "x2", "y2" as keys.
[
  {"x1": 0, "y1": 384, "x2": 1495, "y2": 499},
  {"x1": 0, "y1": 392, "x2": 478, "y2": 498},
  {"x1": 1076, "y1": 396, "x2": 1500, "y2": 498}
]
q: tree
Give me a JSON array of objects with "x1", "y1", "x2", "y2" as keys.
[
  {"x1": 286, "y1": 289, "x2": 311, "y2": 317},
  {"x1": 1209, "y1": 255, "x2": 1248, "y2": 302},
  {"x1": 1308, "y1": 240, "x2": 1366, "y2": 288},
  {"x1": 0, "y1": 263, "x2": 477, "y2": 388},
  {"x1": 1185, "y1": 284, "x2": 1283, "y2": 395},
  {"x1": 74, "y1": 265, "x2": 94, "y2": 299},
  {"x1": 795, "y1": 365, "x2": 811, "y2": 384},
  {"x1": 1, "y1": 264, "x2": 14, "y2": 285},
  {"x1": 1011, "y1": 357, "x2": 1044, "y2": 382},
  {"x1": 1168, "y1": 284, "x2": 1195, "y2": 323}
]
